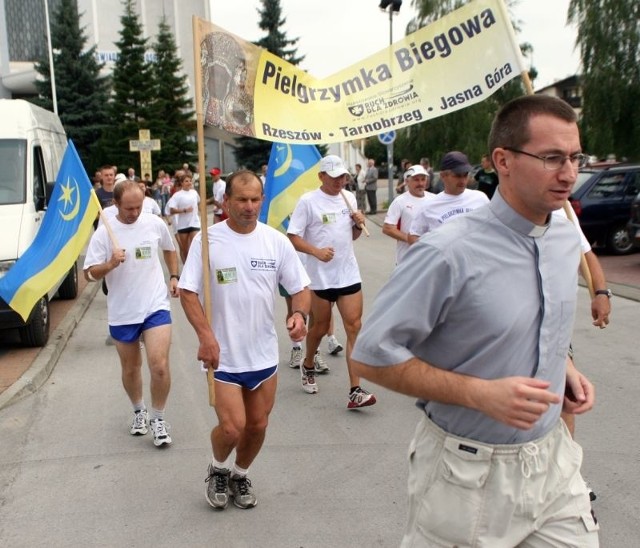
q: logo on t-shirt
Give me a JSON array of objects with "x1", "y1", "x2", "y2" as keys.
[
  {"x1": 250, "y1": 258, "x2": 276, "y2": 271},
  {"x1": 439, "y1": 207, "x2": 471, "y2": 223}
]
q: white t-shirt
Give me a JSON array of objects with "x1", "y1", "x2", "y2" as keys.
[
  {"x1": 84, "y1": 214, "x2": 176, "y2": 325},
  {"x1": 384, "y1": 191, "x2": 436, "y2": 263},
  {"x1": 287, "y1": 188, "x2": 361, "y2": 290},
  {"x1": 97, "y1": 204, "x2": 118, "y2": 228},
  {"x1": 179, "y1": 222, "x2": 310, "y2": 373},
  {"x1": 143, "y1": 196, "x2": 161, "y2": 216},
  {"x1": 166, "y1": 189, "x2": 200, "y2": 230},
  {"x1": 409, "y1": 189, "x2": 490, "y2": 237},
  {"x1": 212, "y1": 179, "x2": 226, "y2": 215}
]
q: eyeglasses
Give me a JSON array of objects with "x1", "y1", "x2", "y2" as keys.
[{"x1": 504, "y1": 147, "x2": 589, "y2": 171}]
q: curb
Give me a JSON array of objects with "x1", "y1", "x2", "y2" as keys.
[{"x1": 0, "y1": 281, "x2": 100, "y2": 411}]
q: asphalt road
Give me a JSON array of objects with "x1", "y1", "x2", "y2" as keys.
[{"x1": 0, "y1": 220, "x2": 638, "y2": 547}]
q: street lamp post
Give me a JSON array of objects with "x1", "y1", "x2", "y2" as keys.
[
  {"x1": 378, "y1": 0, "x2": 401, "y2": 203},
  {"x1": 43, "y1": 0, "x2": 58, "y2": 114}
]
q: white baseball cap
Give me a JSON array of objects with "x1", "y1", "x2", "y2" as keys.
[
  {"x1": 320, "y1": 155, "x2": 349, "y2": 178},
  {"x1": 404, "y1": 165, "x2": 428, "y2": 179}
]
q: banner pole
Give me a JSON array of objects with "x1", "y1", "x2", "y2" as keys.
[
  {"x1": 340, "y1": 190, "x2": 369, "y2": 237},
  {"x1": 193, "y1": 15, "x2": 216, "y2": 407}
]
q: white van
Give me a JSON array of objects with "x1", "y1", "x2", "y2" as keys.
[{"x1": 0, "y1": 99, "x2": 78, "y2": 347}]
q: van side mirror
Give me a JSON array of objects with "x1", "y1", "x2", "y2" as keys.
[{"x1": 41, "y1": 181, "x2": 55, "y2": 210}]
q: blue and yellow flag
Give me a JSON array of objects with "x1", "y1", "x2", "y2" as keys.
[
  {"x1": 259, "y1": 143, "x2": 321, "y2": 232},
  {"x1": 0, "y1": 140, "x2": 100, "y2": 321}
]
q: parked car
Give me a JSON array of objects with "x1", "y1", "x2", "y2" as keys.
[
  {"x1": 569, "y1": 164, "x2": 640, "y2": 254},
  {"x1": 628, "y1": 191, "x2": 640, "y2": 250}
]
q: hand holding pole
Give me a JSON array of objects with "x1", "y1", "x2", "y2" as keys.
[{"x1": 339, "y1": 189, "x2": 370, "y2": 237}]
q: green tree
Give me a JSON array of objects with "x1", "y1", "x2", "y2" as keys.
[
  {"x1": 33, "y1": 0, "x2": 109, "y2": 171},
  {"x1": 569, "y1": 0, "x2": 640, "y2": 160},
  {"x1": 97, "y1": 0, "x2": 153, "y2": 172},
  {"x1": 233, "y1": 0, "x2": 306, "y2": 171},
  {"x1": 147, "y1": 17, "x2": 197, "y2": 174}
]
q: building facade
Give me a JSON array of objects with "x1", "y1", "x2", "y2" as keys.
[{"x1": 0, "y1": 0, "x2": 238, "y2": 172}]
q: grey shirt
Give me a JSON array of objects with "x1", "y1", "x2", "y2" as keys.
[{"x1": 352, "y1": 191, "x2": 581, "y2": 444}]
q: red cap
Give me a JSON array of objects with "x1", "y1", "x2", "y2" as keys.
[{"x1": 209, "y1": 168, "x2": 221, "y2": 176}]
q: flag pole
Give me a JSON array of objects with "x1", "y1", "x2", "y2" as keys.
[
  {"x1": 193, "y1": 15, "x2": 216, "y2": 407},
  {"x1": 98, "y1": 206, "x2": 121, "y2": 251},
  {"x1": 520, "y1": 70, "x2": 594, "y2": 298}
]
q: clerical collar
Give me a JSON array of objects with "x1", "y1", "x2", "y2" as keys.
[{"x1": 489, "y1": 190, "x2": 550, "y2": 238}]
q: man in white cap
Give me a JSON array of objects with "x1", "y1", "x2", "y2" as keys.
[
  {"x1": 408, "y1": 151, "x2": 490, "y2": 243},
  {"x1": 287, "y1": 155, "x2": 377, "y2": 409},
  {"x1": 383, "y1": 165, "x2": 436, "y2": 263}
]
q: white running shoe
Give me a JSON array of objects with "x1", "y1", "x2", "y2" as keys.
[
  {"x1": 313, "y1": 351, "x2": 330, "y2": 373},
  {"x1": 150, "y1": 418, "x2": 172, "y2": 447},
  {"x1": 130, "y1": 409, "x2": 148, "y2": 435},
  {"x1": 301, "y1": 362, "x2": 318, "y2": 394},
  {"x1": 289, "y1": 346, "x2": 303, "y2": 368},
  {"x1": 347, "y1": 387, "x2": 377, "y2": 409},
  {"x1": 327, "y1": 336, "x2": 343, "y2": 355}
]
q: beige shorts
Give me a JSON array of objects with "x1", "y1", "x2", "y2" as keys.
[{"x1": 401, "y1": 415, "x2": 599, "y2": 547}]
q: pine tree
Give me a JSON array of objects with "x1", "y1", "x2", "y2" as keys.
[
  {"x1": 33, "y1": 0, "x2": 109, "y2": 171},
  {"x1": 147, "y1": 17, "x2": 197, "y2": 175},
  {"x1": 233, "y1": 0, "x2": 305, "y2": 171},
  {"x1": 254, "y1": 0, "x2": 305, "y2": 65},
  {"x1": 97, "y1": 0, "x2": 154, "y2": 172}
]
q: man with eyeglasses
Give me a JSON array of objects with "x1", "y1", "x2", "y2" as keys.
[
  {"x1": 352, "y1": 95, "x2": 598, "y2": 546},
  {"x1": 407, "y1": 151, "x2": 489, "y2": 245}
]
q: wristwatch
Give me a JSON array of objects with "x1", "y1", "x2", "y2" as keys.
[{"x1": 594, "y1": 289, "x2": 612, "y2": 298}]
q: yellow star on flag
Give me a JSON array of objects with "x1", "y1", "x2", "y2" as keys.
[{"x1": 58, "y1": 177, "x2": 76, "y2": 211}]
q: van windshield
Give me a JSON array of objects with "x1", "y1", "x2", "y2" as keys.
[{"x1": 0, "y1": 139, "x2": 27, "y2": 205}]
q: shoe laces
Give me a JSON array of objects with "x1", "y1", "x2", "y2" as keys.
[
  {"x1": 133, "y1": 411, "x2": 147, "y2": 429},
  {"x1": 350, "y1": 387, "x2": 370, "y2": 403},
  {"x1": 303, "y1": 366, "x2": 315, "y2": 383},
  {"x1": 233, "y1": 476, "x2": 252, "y2": 496},
  {"x1": 519, "y1": 442, "x2": 540, "y2": 479},
  {"x1": 206, "y1": 469, "x2": 229, "y2": 493},
  {"x1": 152, "y1": 419, "x2": 169, "y2": 438}
]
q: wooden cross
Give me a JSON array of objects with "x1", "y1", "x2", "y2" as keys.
[{"x1": 129, "y1": 129, "x2": 161, "y2": 180}]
